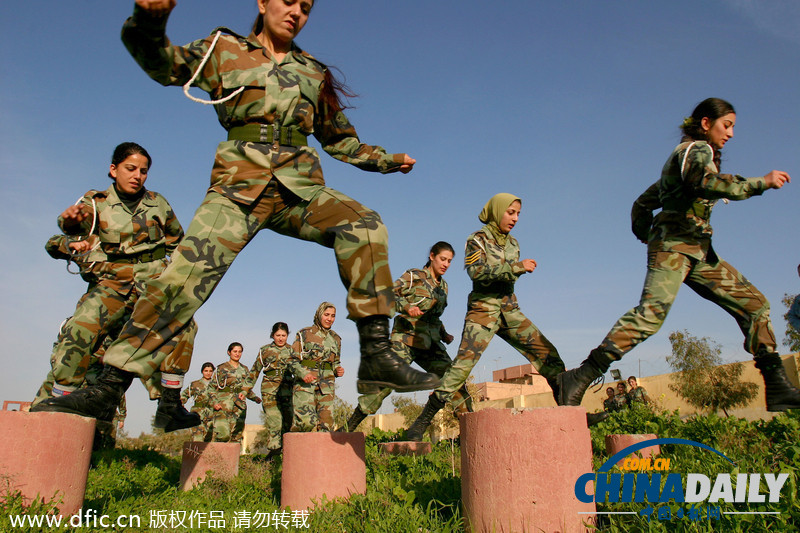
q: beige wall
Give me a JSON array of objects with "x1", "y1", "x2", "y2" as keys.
[
  {"x1": 241, "y1": 353, "x2": 799, "y2": 450},
  {"x1": 476, "y1": 353, "x2": 799, "y2": 422},
  {"x1": 365, "y1": 353, "x2": 800, "y2": 441}
]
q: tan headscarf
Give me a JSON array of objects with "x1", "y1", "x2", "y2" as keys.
[
  {"x1": 313, "y1": 301, "x2": 336, "y2": 331},
  {"x1": 478, "y1": 193, "x2": 521, "y2": 246}
]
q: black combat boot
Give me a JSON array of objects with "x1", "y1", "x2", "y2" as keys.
[
  {"x1": 546, "y1": 376, "x2": 561, "y2": 405},
  {"x1": 154, "y1": 387, "x2": 201, "y2": 432},
  {"x1": 556, "y1": 348, "x2": 613, "y2": 407},
  {"x1": 346, "y1": 407, "x2": 368, "y2": 432},
  {"x1": 356, "y1": 316, "x2": 441, "y2": 394},
  {"x1": 93, "y1": 420, "x2": 117, "y2": 451},
  {"x1": 405, "y1": 395, "x2": 446, "y2": 442},
  {"x1": 586, "y1": 411, "x2": 610, "y2": 427},
  {"x1": 30, "y1": 365, "x2": 134, "y2": 422},
  {"x1": 551, "y1": 373, "x2": 609, "y2": 425},
  {"x1": 755, "y1": 354, "x2": 800, "y2": 412}
]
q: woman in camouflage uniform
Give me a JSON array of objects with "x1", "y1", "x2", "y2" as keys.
[
  {"x1": 32, "y1": 142, "x2": 200, "y2": 433},
  {"x1": 558, "y1": 98, "x2": 800, "y2": 412},
  {"x1": 291, "y1": 303, "x2": 344, "y2": 432},
  {"x1": 245, "y1": 322, "x2": 294, "y2": 451},
  {"x1": 603, "y1": 387, "x2": 618, "y2": 412},
  {"x1": 407, "y1": 194, "x2": 571, "y2": 440},
  {"x1": 37, "y1": 0, "x2": 439, "y2": 427},
  {"x1": 209, "y1": 343, "x2": 262, "y2": 443},
  {"x1": 613, "y1": 382, "x2": 630, "y2": 410},
  {"x1": 181, "y1": 362, "x2": 216, "y2": 442},
  {"x1": 626, "y1": 376, "x2": 649, "y2": 406},
  {"x1": 347, "y1": 242, "x2": 472, "y2": 432}
]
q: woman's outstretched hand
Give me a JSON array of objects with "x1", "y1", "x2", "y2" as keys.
[
  {"x1": 764, "y1": 170, "x2": 791, "y2": 189},
  {"x1": 398, "y1": 154, "x2": 416, "y2": 174},
  {"x1": 135, "y1": 0, "x2": 176, "y2": 15}
]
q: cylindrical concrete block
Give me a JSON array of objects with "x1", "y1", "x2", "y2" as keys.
[
  {"x1": 0, "y1": 411, "x2": 95, "y2": 517},
  {"x1": 605, "y1": 434, "x2": 659, "y2": 467},
  {"x1": 378, "y1": 442, "x2": 431, "y2": 456},
  {"x1": 179, "y1": 442, "x2": 241, "y2": 491},
  {"x1": 461, "y1": 407, "x2": 596, "y2": 533},
  {"x1": 281, "y1": 432, "x2": 365, "y2": 510}
]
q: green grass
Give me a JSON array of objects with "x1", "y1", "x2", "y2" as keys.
[{"x1": 2, "y1": 409, "x2": 798, "y2": 532}]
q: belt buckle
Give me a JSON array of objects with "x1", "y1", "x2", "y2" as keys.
[{"x1": 258, "y1": 124, "x2": 270, "y2": 143}]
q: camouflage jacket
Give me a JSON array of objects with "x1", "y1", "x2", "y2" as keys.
[
  {"x1": 603, "y1": 397, "x2": 618, "y2": 412},
  {"x1": 290, "y1": 325, "x2": 341, "y2": 386},
  {"x1": 462, "y1": 227, "x2": 527, "y2": 325},
  {"x1": 58, "y1": 185, "x2": 183, "y2": 294},
  {"x1": 627, "y1": 386, "x2": 649, "y2": 405},
  {"x1": 45, "y1": 233, "x2": 108, "y2": 284},
  {"x1": 121, "y1": 7, "x2": 407, "y2": 205},
  {"x1": 245, "y1": 342, "x2": 294, "y2": 391},
  {"x1": 208, "y1": 361, "x2": 259, "y2": 410},
  {"x1": 648, "y1": 141, "x2": 767, "y2": 261},
  {"x1": 392, "y1": 267, "x2": 450, "y2": 350},
  {"x1": 181, "y1": 378, "x2": 213, "y2": 413},
  {"x1": 630, "y1": 182, "x2": 660, "y2": 244},
  {"x1": 115, "y1": 394, "x2": 127, "y2": 420},
  {"x1": 612, "y1": 393, "x2": 629, "y2": 410}
]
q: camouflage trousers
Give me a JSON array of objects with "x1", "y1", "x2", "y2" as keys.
[
  {"x1": 358, "y1": 339, "x2": 472, "y2": 415},
  {"x1": 31, "y1": 289, "x2": 197, "y2": 407},
  {"x1": 434, "y1": 307, "x2": 566, "y2": 404},
  {"x1": 259, "y1": 379, "x2": 287, "y2": 450},
  {"x1": 33, "y1": 359, "x2": 156, "y2": 407},
  {"x1": 291, "y1": 376, "x2": 335, "y2": 432},
  {"x1": 30, "y1": 280, "x2": 195, "y2": 407},
  {"x1": 102, "y1": 182, "x2": 394, "y2": 378},
  {"x1": 212, "y1": 400, "x2": 247, "y2": 443},
  {"x1": 190, "y1": 407, "x2": 214, "y2": 442},
  {"x1": 598, "y1": 251, "x2": 776, "y2": 360}
]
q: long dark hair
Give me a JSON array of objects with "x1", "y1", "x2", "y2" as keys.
[
  {"x1": 680, "y1": 98, "x2": 734, "y2": 168},
  {"x1": 424, "y1": 241, "x2": 455, "y2": 268},
  {"x1": 227, "y1": 342, "x2": 243, "y2": 353},
  {"x1": 680, "y1": 98, "x2": 735, "y2": 141},
  {"x1": 251, "y1": 2, "x2": 355, "y2": 112},
  {"x1": 108, "y1": 142, "x2": 151, "y2": 179}
]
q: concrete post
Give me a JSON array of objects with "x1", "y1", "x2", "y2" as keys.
[
  {"x1": 605, "y1": 434, "x2": 660, "y2": 468},
  {"x1": 281, "y1": 432, "x2": 365, "y2": 510},
  {"x1": 179, "y1": 442, "x2": 241, "y2": 490},
  {"x1": 461, "y1": 407, "x2": 596, "y2": 532},
  {"x1": 0, "y1": 411, "x2": 94, "y2": 517}
]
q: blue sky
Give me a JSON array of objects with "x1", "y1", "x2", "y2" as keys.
[{"x1": 1, "y1": 1, "x2": 798, "y2": 436}]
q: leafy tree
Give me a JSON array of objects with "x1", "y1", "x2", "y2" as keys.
[
  {"x1": 391, "y1": 394, "x2": 423, "y2": 426},
  {"x1": 666, "y1": 330, "x2": 758, "y2": 417},
  {"x1": 332, "y1": 394, "x2": 354, "y2": 431},
  {"x1": 782, "y1": 293, "x2": 800, "y2": 352}
]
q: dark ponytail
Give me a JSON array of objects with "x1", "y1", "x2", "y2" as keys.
[
  {"x1": 680, "y1": 98, "x2": 735, "y2": 141},
  {"x1": 680, "y1": 97, "x2": 734, "y2": 169},
  {"x1": 424, "y1": 241, "x2": 455, "y2": 268}
]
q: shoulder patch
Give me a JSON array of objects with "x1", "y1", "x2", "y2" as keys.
[{"x1": 464, "y1": 250, "x2": 482, "y2": 266}]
